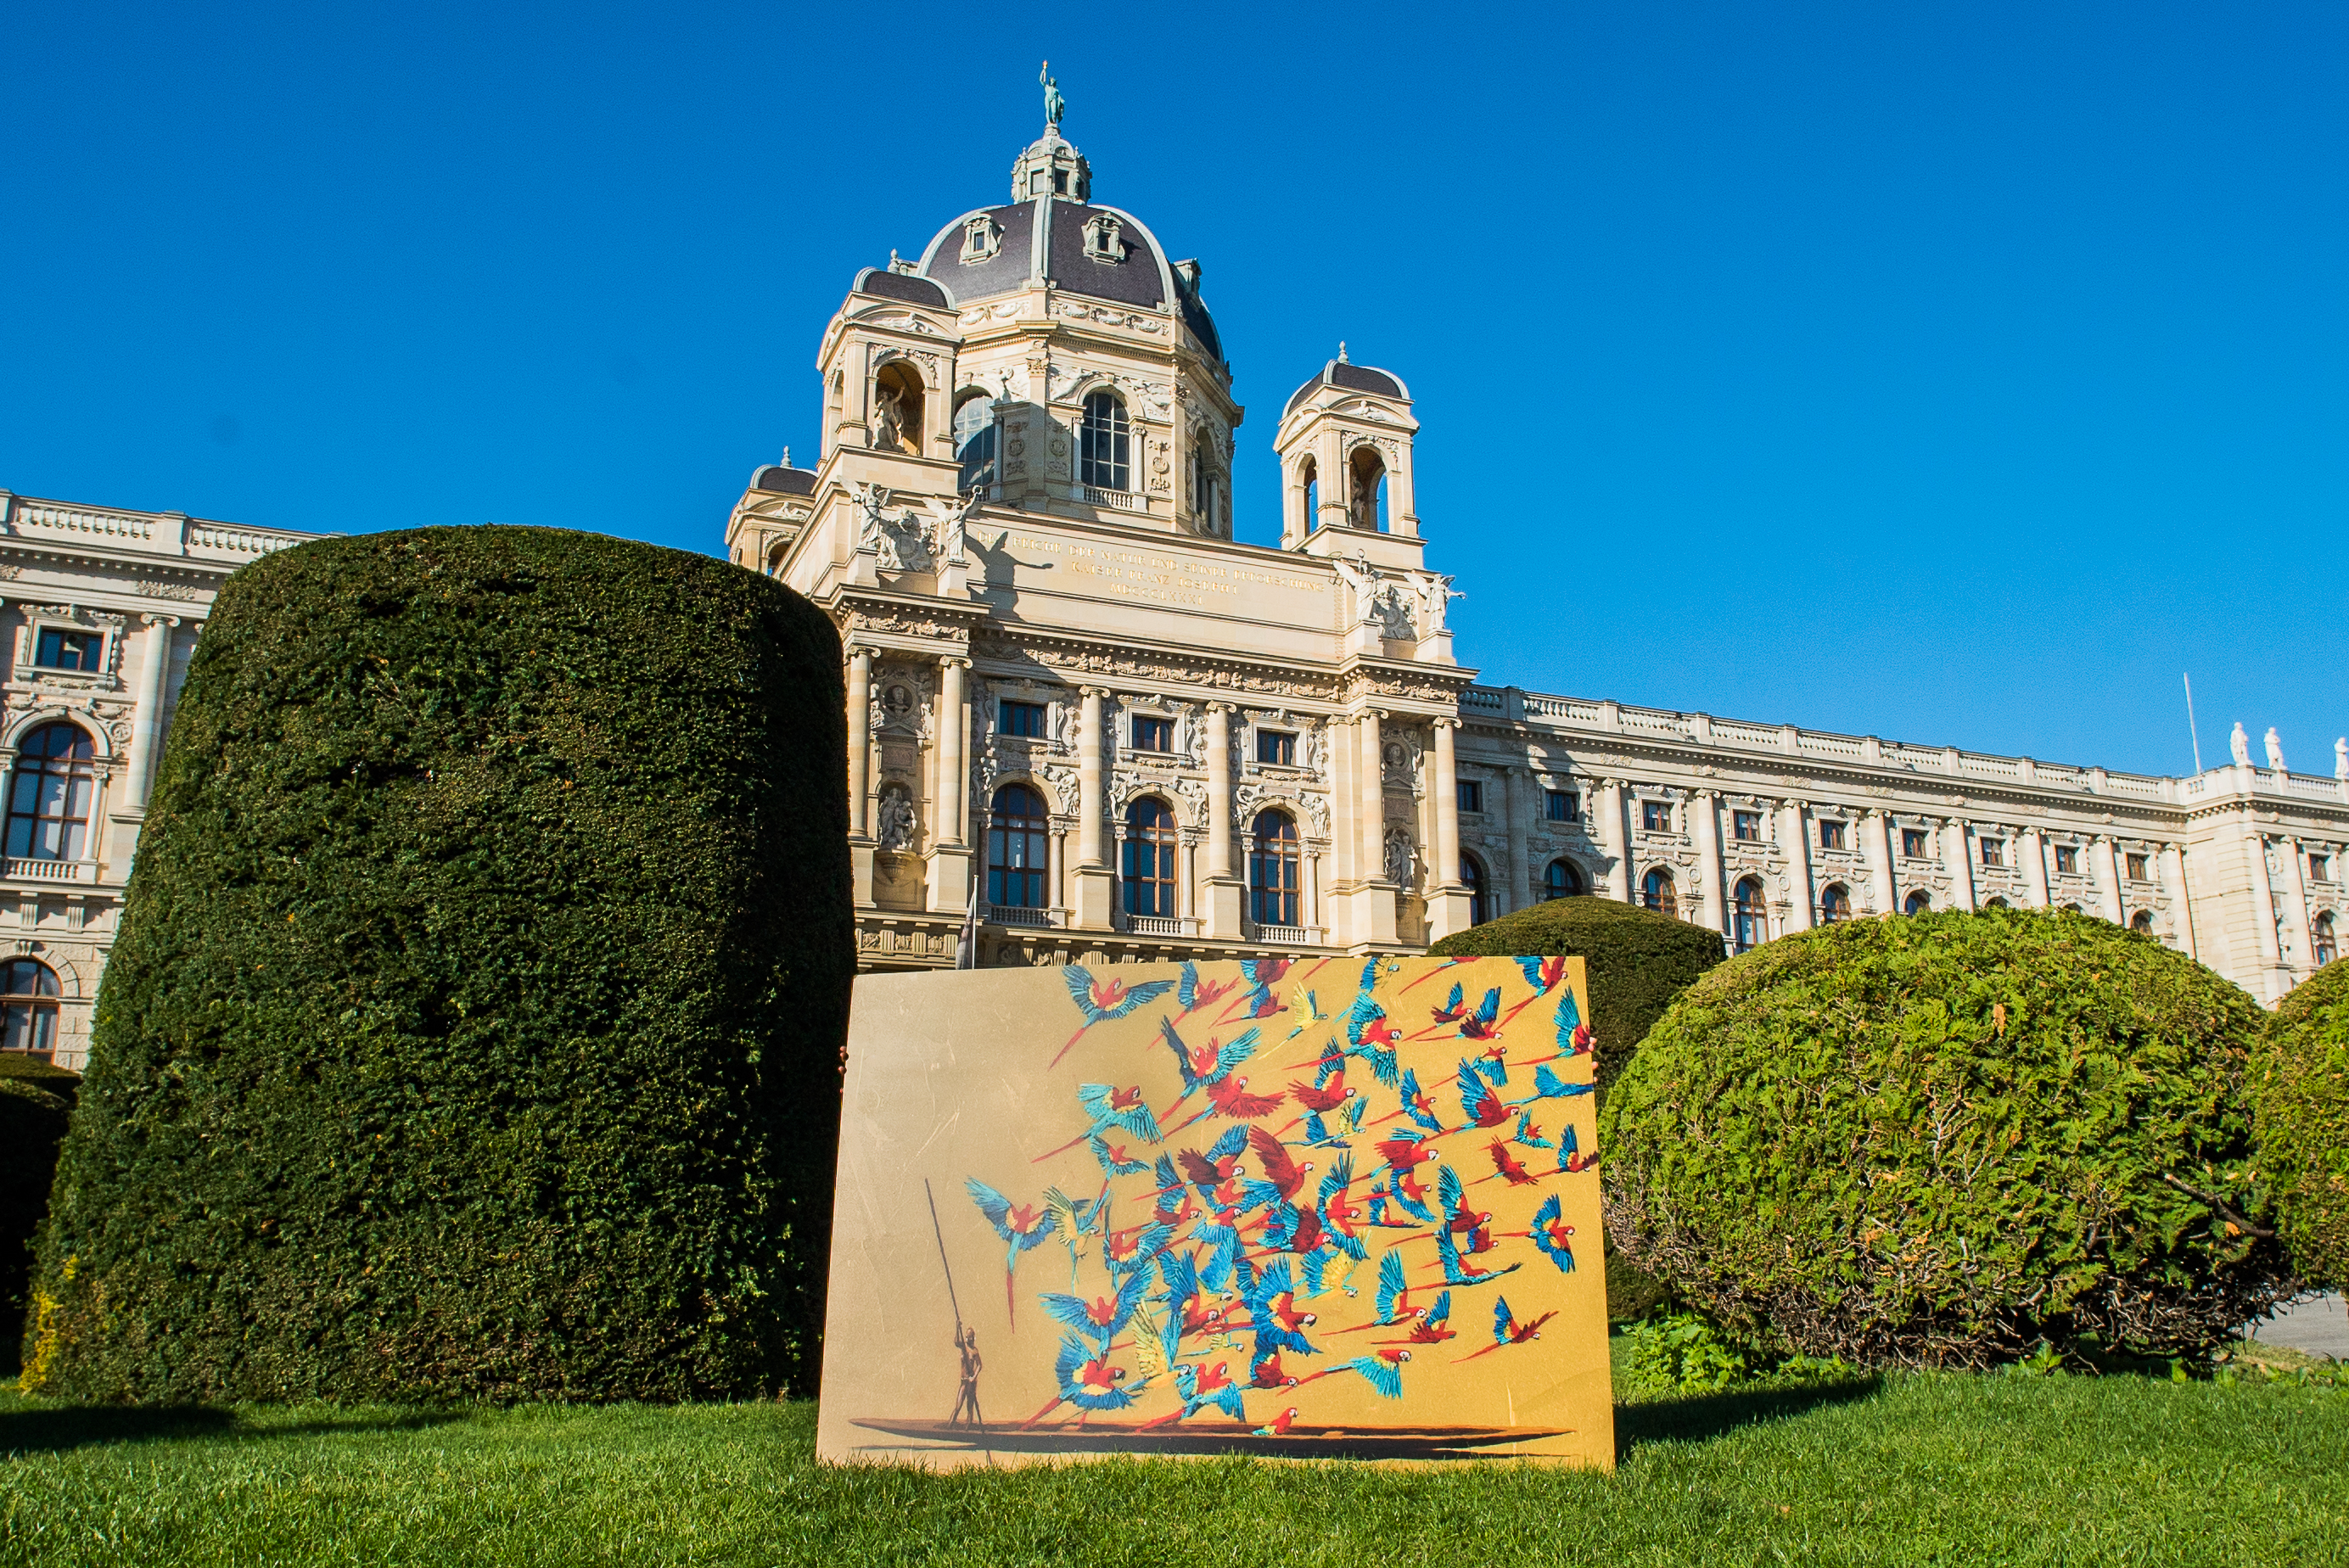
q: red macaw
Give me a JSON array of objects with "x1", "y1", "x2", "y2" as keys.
[
  {"x1": 1052, "y1": 966, "x2": 1175, "y2": 1067},
  {"x1": 1252, "y1": 1406, "x2": 1301, "y2": 1436},
  {"x1": 966, "y1": 1177, "x2": 1059, "y2": 1328},
  {"x1": 1486, "y1": 1139, "x2": 1538, "y2": 1187},
  {"x1": 1455, "y1": 1294, "x2": 1556, "y2": 1363}
]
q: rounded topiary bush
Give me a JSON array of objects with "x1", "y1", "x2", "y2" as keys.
[
  {"x1": 2253, "y1": 960, "x2": 2349, "y2": 1288},
  {"x1": 25, "y1": 526, "x2": 852, "y2": 1403},
  {"x1": 1601, "y1": 908, "x2": 2289, "y2": 1367},
  {"x1": 1429, "y1": 895, "x2": 1725, "y2": 1094},
  {"x1": 1, "y1": 1059, "x2": 76, "y2": 1367}
]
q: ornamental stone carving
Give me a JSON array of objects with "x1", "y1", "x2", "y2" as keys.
[{"x1": 874, "y1": 784, "x2": 917, "y2": 852}]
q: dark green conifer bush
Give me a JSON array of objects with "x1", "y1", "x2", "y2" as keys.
[
  {"x1": 24, "y1": 527, "x2": 851, "y2": 1403},
  {"x1": 1, "y1": 1058, "x2": 76, "y2": 1366},
  {"x1": 2253, "y1": 960, "x2": 2349, "y2": 1288},
  {"x1": 1601, "y1": 908, "x2": 2290, "y2": 1367}
]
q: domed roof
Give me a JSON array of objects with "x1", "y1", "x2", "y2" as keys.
[
  {"x1": 883, "y1": 128, "x2": 1225, "y2": 365},
  {"x1": 1284, "y1": 354, "x2": 1410, "y2": 417}
]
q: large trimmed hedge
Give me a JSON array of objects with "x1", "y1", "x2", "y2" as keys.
[
  {"x1": 2254, "y1": 960, "x2": 2349, "y2": 1288},
  {"x1": 1429, "y1": 895, "x2": 1726, "y2": 1094},
  {"x1": 1, "y1": 1058, "x2": 76, "y2": 1368},
  {"x1": 24, "y1": 527, "x2": 852, "y2": 1403},
  {"x1": 1601, "y1": 909, "x2": 2290, "y2": 1367}
]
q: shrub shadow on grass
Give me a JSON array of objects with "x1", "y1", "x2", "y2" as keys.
[
  {"x1": 1, "y1": 1404, "x2": 472, "y2": 1457},
  {"x1": 1617, "y1": 1375, "x2": 1883, "y2": 1459}
]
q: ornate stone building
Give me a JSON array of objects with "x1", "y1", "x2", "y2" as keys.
[
  {"x1": 726, "y1": 115, "x2": 2349, "y2": 1007},
  {"x1": 0, "y1": 490, "x2": 318, "y2": 1068}
]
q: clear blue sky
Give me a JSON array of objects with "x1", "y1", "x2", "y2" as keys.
[{"x1": 4, "y1": 3, "x2": 2342, "y2": 778}]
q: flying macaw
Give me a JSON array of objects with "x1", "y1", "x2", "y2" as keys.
[
  {"x1": 1486, "y1": 1138, "x2": 1538, "y2": 1187},
  {"x1": 1242, "y1": 1259, "x2": 1320, "y2": 1355},
  {"x1": 1373, "y1": 1249, "x2": 1421, "y2": 1326},
  {"x1": 1175, "y1": 1123, "x2": 1251, "y2": 1197},
  {"x1": 1051, "y1": 966, "x2": 1176, "y2": 1067},
  {"x1": 1346, "y1": 994, "x2": 1403, "y2": 1089},
  {"x1": 1105, "y1": 1219, "x2": 1174, "y2": 1284},
  {"x1": 1455, "y1": 1294, "x2": 1556, "y2": 1363},
  {"x1": 1250, "y1": 1348, "x2": 1299, "y2": 1390},
  {"x1": 1375, "y1": 1129, "x2": 1439, "y2": 1176},
  {"x1": 1300, "y1": 1095, "x2": 1365, "y2": 1149},
  {"x1": 1034, "y1": 1080, "x2": 1166, "y2": 1164},
  {"x1": 1302, "y1": 1351, "x2": 1410, "y2": 1399},
  {"x1": 1253, "y1": 1405, "x2": 1302, "y2": 1436},
  {"x1": 1558, "y1": 1123, "x2": 1600, "y2": 1174},
  {"x1": 1088, "y1": 1134, "x2": 1149, "y2": 1178},
  {"x1": 1438, "y1": 1164, "x2": 1491, "y2": 1238},
  {"x1": 1040, "y1": 1272, "x2": 1148, "y2": 1353},
  {"x1": 1512, "y1": 1112, "x2": 1554, "y2": 1150},
  {"x1": 1191, "y1": 1202, "x2": 1245, "y2": 1293},
  {"x1": 1042, "y1": 1184, "x2": 1109, "y2": 1286},
  {"x1": 1398, "y1": 1067, "x2": 1444, "y2": 1134},
  {"x1": 1532, "y1": 1062, "x2": 1597, "y2": 1101},
  {"x1": 1430, "y1": 982, "x2": 1469, "y2": 1025},
  {"x1": 1025, "y1": 1333, "x2": 1136, "y2": 1425},
  {"x1": 1284, "y1": 987, "x2": 1327, "y2": 1039},
  {"x1": 1239, "y1": 1127, "x2": 1314, "y2": 1211},
  {"x1": 1380, "y1": 1288, "x2": 1455, "y2": 1346},
  {"x1": 1259, "y1": 1199, "x2": 1325, "y2": 1258},
  {"x1": 1289, "y1": 1065, "x2": 1354, "y2": 1116},
  {"x1": 1160, "y1": 1020, "x2": 1261, "y2": 1111},
  {"x1": 1174, "y1": 1072, "x2": 1284, "y2": 1134},
  {"x1": 1433, "y1": 1218, "x2": 1520, "y2": 1288},
  {"x1": 1143, "y1": 1359, "x2": 1246, "y2": 1427},
  {"x1": 1398, "y1": 955, "x2": 1472, "y2": 995},
  {"x1": 1152, "y1": 1249, "x2": 1218, "y2": 1364},
  {"x1": 1457, "y1": 987, "x2": 1505, "y2": 1041},
  {"x1": 1222, "y1": 956, "x2": 1294, "y2": 1024},
  {"x1": 1553, "y1": 986, "x2": 1593, "y2": 1056},
  {"x1": 1175, "y1": 959, "x2": 1235, "y2": 1018},
  {"x1": 966, "y1": 1176, "x2": 1059, "y2": 1327},
  {"x1": 1151, "y1": 1156, "x2": 1199, "y2": 1229},
  {"x1": 1459, "y1": 1060, "x2": 1512, "y2": 1128},
  {"x1": 1529, "y1": 1193, "x2": 1578, "y2": 1273},
  {"x1": 1516, "y1": 955, "x2": 1569, "y2": 996},
  {"x1": 1317, "y1": 1156, "x2": 1363, "y2": 1242}
]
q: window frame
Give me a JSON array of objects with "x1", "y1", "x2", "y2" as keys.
[
  {"x1": 1640, "y1": 866, "x2": 1678, "y2": 918},
  {"x1": 1130, "y1": 714, "x2": 1174, "y2": 754},
  {"x1": 986, "y1": 784, "x2": 1051, "y2": 910},
  {"x1": 1640, "y1": 799, "x2": 1673, "y2": 834},
  {"x1": 1079, "y1": 391, "x2": 1132, "y2": 491},
  {"x1": 2053, "y1": 843, "x2": 2080, "y2": 876},
  {"x1": 1456, "y1": 779, "x2": 1483, "y2": 815},
  {"x1": 0, "y1": 956, "x2": 59, "y2": 1063},
  {"x1": 1461, "y1": 853, "x2": 1491, "y2": 926},
  {"x1": 1819, "y1": 883, "x2": 1853, "y2": 923},
  {"x1": 4, "y1": 721, "x2": 98, "y2": 863},
  {"x1": 1901, "y1": 827, "x2": 1929, "y2": 859},
  {"x1": 1255, "y1": 730, "x2": 1296, "y2": 767},
  {"x1": 1545, "y1": 788, "x2": 1578, "y2": 824},
  {"x1": 1980, "y1": 837, "x2": 2006, "y2": 868},
  {"x1": 1120, "y1": 797, "x2": 1179, "y2": 918},
  {"x1": 999, "y1": 700, "x2": 1047, "y2": 740},
  {"x1": 1731, "y1": 809, "x2": 1763, "y2": 843},
  {"x1": 2315, "y1": 912, "x2": 2338, "y2": 966},
  {"x1": 1818, "y1": 819, "x2": 1848, "y2": 851},
  {"x1": 2126, "y1": 852, "x2": 2150, "y2": 882},
  {"x1": 1247, "y1": 809, "x2": 1302, "y2": 927},
  {"x1": 1733, "y1": 876, "x2": 1767, "y2": 951},
  {"x1": 952, "y1": 391, "x2": 997, "y2": 491},
  {"x1": 1543, "y1": 858, "x2": 1582, "y2": 900}
]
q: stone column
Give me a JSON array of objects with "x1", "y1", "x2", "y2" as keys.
[
  {"x1": 1500, "y1": 764, "x2": 1531, "y2": 914},
  {"x1": 1072, "y1": 687, "x2": 1113, "y2": 929},
  {"x1": 1049, "y1": 827, "x2": 1066, "y2": 916},
  {"x1": 2245, "y1": 820, "x2": 2283, "y2": 993},
  {"x1": 1202, "y1": 702, "x2": 1242, "y2": 938},
  {"x1": 1943, "y1": 818, "x2": 1976, "y2": 910},
  {"x1": 1868, "y1": 809, "x2": 1898, "y2": 916},
  {"x1": 2279, "y1": 833, "x2": 2313, "y2": 972},
  {"x1": 1593, "y1": 780, "x2": 1631, "y2": 900},
  {"x1": 1781, "y1": 800, "x2": 1814, "y2": 931},
  {"x1": 123, "y1": 613, "x2": 179, "y2": 809},
  {"x1": 1427, "y1": 719, "x2": 1470, "y2": 940},
  {"x1": 2095, "y1": 835, "x2": 2127, "y2": 924},
  {"x1": 844, "y1": 646, "x2": 875, "y2": 907},
  {"x1": 1691, "y1": 788, "x2": 1725, "y2": 937},
  {"x1": 925, "y1": 657, "x2": 973, "y2": 916},
  {"x1": 2159, "y1": 843, "x2": 2195, "y2": 956},
  {"x1": 1305, "y1": 846, "x2": 1323, "y2": 933},
  {"x1": 2020, "y1": 828, "x2": 2050, "y2": 907},
  {"x1": 1358, "y1": 712, "x2": 1385, "y2": 882}
]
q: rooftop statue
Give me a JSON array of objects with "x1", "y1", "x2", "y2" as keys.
[
  {"x1": 1040, "y1": 61, "x2": 1064, "y2": 129},
  {"x1": 2264, "y1": 726, "x2": 2287, "y2": 773},
  {"x1": 2230, "y1": 721, "x2": 2251, "y2": 767}
]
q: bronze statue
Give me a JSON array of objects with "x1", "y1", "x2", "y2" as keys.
[{"x1": 1040, "y1": 61, "x2": 1065, "y2": 129}]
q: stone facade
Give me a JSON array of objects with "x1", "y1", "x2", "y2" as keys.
[
  {"x1": 0, "y1": 490, "x2": 321, "y2": 1067},
  {"x1": 727, "y1": 123, "x2": 2348, "y2": 1005}
]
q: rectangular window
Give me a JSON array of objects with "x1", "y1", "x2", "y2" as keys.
[
  {"x1": 1000, "y1": 701, "x2": 1046, "y2": 739},
  {"x1": 2054, "y1": 844, "x2": 2079, "y2": 875},
  {"x1": 1131, "y1": 715, "x2": 1173, "y2": 753},
  {"x1": 2313, "y1": 854, "x2": 2334, "y2": 883},
  {"x1": 1545, "y1": 788, "x2": 1578, "y2": 822},
  {"x1": 1981, "y1": 837, "x2": 2005, "y2": 868},
  {"x1": 1732, "y1": 810, "x2": 1762, "y2": 842},
  {"x1": 1256, "y1": 730, "x2": 1295, "y2": 766},
  {"x1": 1819, "y1": 820, "x2": 1847, "y2": 851},
  {"x1": 2127, "y1": 852, "x2": 2150, "y2": 882},
  {"x1": 1902, "y1": 828, "x2": 1928, "y2": 859},
  {"x1": 1641, "y1": 800, "x2": 1673, "y2": 833},
  {"x1": 32, "y1": 629, "x2": 99, "y2": 672},
  {"x1": 1457, "y1": 780, "x2": 1483, "y2": 815}
]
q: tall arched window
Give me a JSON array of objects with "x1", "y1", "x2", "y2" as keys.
[
  {"x1": 6, "y1": 723, "x2": 97, "y2": 862},
  {"x1": 1080, "y1": 392, "x2": 1130, "y2": 490},
  {"x1": 0, "y1": 958, "x2": 59, "y2": 1062},
  {"x1": 1121, "y1": 797, "x2": 1177, "y2": 916},
  {"x1": 1734, "y1": 877, "x2": 1767, "y2": 952},
  {"x1": 1299, "y1": 457, "x2": 1318, "y2": 534},
  {"x1": 1641, "y1": 867, "x2": 1678, "y2": 919},
  {"x1": 2314, "y1": 911, "x2": 2337, "y2": 966},
  {"x1": 1819, "y1": 883, "x2": 1852, "y2": 922},
  {"x1": 2130, "y1": 910, "x2": 2156, "y2": 936},
  {"x1": 1983, "y1": 896, "x2": 2010, "y2": 909},
  {"x1": 954, "y1": 392, "x2": 996, "y2": 491},
  {"x1": 1904, "y1": 890, "x2": 1931, "y2": 916},
  {"x1": 1461, "y1": 854, "x2": 1491, "y2": 925},
  {"x1": 1248, "y1": 809, "x2": 1300, "y2": 927},
  {"x1": 987, "y1": 784, "x2": 1048, "y2": 910},
  {"x1": 1544, "y1": 859, "x2": 1584, "y2": 900}
]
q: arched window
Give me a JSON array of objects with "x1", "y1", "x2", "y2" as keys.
[
  {"x1": 2059, "y1": 903, "x2": 2084, "y2": 915},
  {"x1": 2131, "y1": 910, "x2": 2156, "y2": 936},
  {"x1": 987, "y1": 785, "x2": 1048, "y2": 910},
  {"x1": 1904, "y1": 890, "x2": 1931, "y2": 916},
  {"x1": 1299, "y1": 457, "x2": 1319, "y2": 535},
  {"x1": 1544, "y1": 859, "x2": 1584, "y2": 900},
  {"x1": 2313, "y1": 911, "x2": 2336, "y2": 966},
  {"x1": 1121, "y1": 797, "x2": 1177, "y2": 917},
  {"x1": 1819, "y1": 883, "x2": 1852, "y2": 923},
  {"x1": 871, "y1": 361, "x2": 924, "y2": 456},
  {"x1": 1983, "y1": 896, "x2": 2010, "y2": 909},
  {"x1": 1461, "y1": 854, "x2": 1491, "y2": 925},
  {"x1": 953, "y1": 393, "x2": 996, "y2": 491},
  {"x1": 1080, "y1": 392, "x2": 1130, "y2": 490},
  {"x1": 1641, "y1": 867, "x2": 1678, "y2": 919},
  {"x1": 1734, "y1": 877, "x2": 1767, "y2": 952},
  {"x1": 1248, "y1": 809, "x2": 1300, "y2": 927},
  {"x1": 0, "y1": 957, "x2": 59, "y2": 1062},
  {"x1": 1348, "y1": 446, "x2": 1386, "y2": 530},
  {"x1": 7, "y1": 723, "x2": 97, "y2": 862},
  {"x1": 764, "y1": 542, "x2": 788, "y2": 577},
  {"x1": 1188, "y1": 437, "x2": 1222, "y2": 533}
]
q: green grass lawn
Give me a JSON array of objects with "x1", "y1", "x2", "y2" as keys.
[{"x1": 4, "y1": 1349, "x2": 2346, "y2": 1567}]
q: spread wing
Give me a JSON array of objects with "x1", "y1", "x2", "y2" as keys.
[
  {"x1": 1485, "y1": 1139, "x2": 1517, "y2": 1179},
  {"x1": 1222, "y1": 1085, "x2": 1286, "y2": 1118},
  {"x1": 1376, "y1": 1250, "x2": 1407, "y2": 1322},
  {"x1": 1062, "y1": 966, "x2": 1099, "y2": 1017},
  {"x1": 1160, "y1": 1017, "x2": 1201, "y2": 1090},
  {"x1": 1472, "y1": 987, "x2": 1502, "y2": 1028},
  {"x1": 1345, "y1": 993, "x2": 1388, "y2": 1046},
  {"x1": 964, "y1": 1176, "x2": 1015, "y2": 1239},
  {"x1": 1316, "y1": 1152, "x2": 1355, "y2": 1210},
  {"x1": 1205, "y1": 1123, "x2": 1252, "y2": 1165},
  {"x1": 1427, "y1": 1290, "x2": 1453, "y2": 1330},
  {"x1": 1515, "y1": 957, "x2": 1546, "y2": 991},
  {"x1": 1359, "y1": 958, "x2": 1382, "y2": 994},
  {"x1": 1210, "y1": 1027, "x2": 1263, "y2": 1084},
  {"x1": 1312, "y1": 1039, "x2": 1347, "y2": 1089},
  {"x1": 1350, "y1": 1356, "x2": 1404, "y2": 1400},
  {"x1": 1089, "y1": 1134, "x2": 1147, "y2": 1176},
  {"x1": 1247, "y1": 1127, "x2": 1304, "y2": 1194},
  {"x1": 1553, "y1": 986, "x2": 1583, "y2": 1041},
  {"x1": 1438, "y1": 1162, "x2": 1466, "y2": 1221},
  {"x1": 1177, "y1": 960, "x2": 1199, "y2": 1013},
  {"x1": 1492, "y1": 1295, "x2": 1516, "y2": 1344},
  {"x1": 1103, "y1": 978, "x2": 1175, "y2": 1020},
  {"x1": 1460, "y1": 1061, "x2": 1503, "y2": 1124}
]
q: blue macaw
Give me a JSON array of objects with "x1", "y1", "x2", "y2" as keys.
[
  {"x1": 1076, "y1": 1081, "x2": 1163, "y2": 1143},
  {"x1": 1089, "y1": 1134, "x2": 1149, "y2": 1178},
  {"x1": 1161, "y1": 1019, "x2": 1262, "y2": 1110},
  {"x1": 1301, "y1": 1095, "x2": 1365, "y2": 1149},
  {"x1": 1460, "y1": 1060, "x2": 1510, "y2": 1128},
  {"x1": 1434, "y1": 1218, "x2": 1520, "y2": 1288},
  {"x1": 1458, "y1": 986, "x2": 1504, "y2": 1041},
  {"x1": 1431, "y1": 981, "x2": 1468, "y2": 1025},
  {"x1": 1532, "y1": 1062, "x2": 1597, "y2": 1100},
  {"x1": 1511, "y1": 1112, "x2": 1555, "y2": 1150},
  {"x1": 1053, "y1": 966, "x2": 1176, "y2": 1067},
  {"x1": 1398, "y1": 1067, "x2": 1444, "y2": 1134},
  {"x1": 1167, "y1": 1359, "x2": 1247, "y2": 1423},
  {"x1": 1040, "y1": 1271, "x2": 1148, "y2": 1354},
  {"x1": 1306, "y1": 1352, "x2": 1408, "y2": 1399},
  {"x1": 967, "y1": 1176, "x2": 1060, "y2": 1328},
  {"x1": 1242, "y1": 1259, "x2": 1320, "y2": 1358},
  {"x1": 1530, "y1": 1192, "x2": 1578, "y2": 1273}
]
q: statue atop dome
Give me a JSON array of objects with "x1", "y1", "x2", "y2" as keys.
[{"x1": 1040, "y1": 61, "x2": 1065, "y2": 130}]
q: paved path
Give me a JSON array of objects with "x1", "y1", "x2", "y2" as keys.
[{"x1": 2250, "y1": 1292, "x2": 2349, "y2": 1361}]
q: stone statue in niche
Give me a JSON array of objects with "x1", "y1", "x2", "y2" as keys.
[
  {"x1": 855, "y1": 483, "x2": 937, "y2": 573},
  {"x1": 875, "y1": 785, "x2": 917, "y2": 852},
  {"x1": 1382, "y1": 826, "x2": 1416, "y2": 888},
  {"x1": 871, "y1": 384, "x2": 907, "y2": 453}
]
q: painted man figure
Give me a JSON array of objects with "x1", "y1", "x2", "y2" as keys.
[{"x1": 950, "y1": 1326, "x2": 984, "y2": 1425}]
